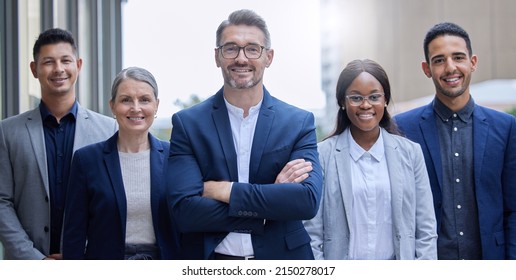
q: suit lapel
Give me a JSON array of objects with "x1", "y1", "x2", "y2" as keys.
[
  {"x1": 103, "y1": 133, "x2": 127, "y2": 235},
  {"x1": 212, "y1": 90, "x2": 238, "y2": 181},
  {"x1": 250, "y1": 90, "x2": 275, "y2": 177},
  {"x1": 472, "y1": 106, "x2": 488, "y2": 181},
  {"x1": 73, "y1": 105, "x2": 91, "y2": 152},
  {"x1": 419, "y1": 104, "x2": 443, "y2": 189},
  {"x1": 25, "y1": 109, "x2": 49, "y2": 194},
  {"x1": 382, "y1": 130, "x2": 403, "y2": 239},
  {"x1": 334, "y1": 132, "x2": 354, "y2": 227},
  {"x1": 149, "y1": 135, "x2": 164, "y2": 233}
]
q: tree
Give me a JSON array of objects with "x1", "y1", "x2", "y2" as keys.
[{"x1": 506, "y1": 107, "x2": 516, "y2": 118}]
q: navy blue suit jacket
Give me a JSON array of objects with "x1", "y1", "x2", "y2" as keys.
[
  {"x1": 63, "y1": 132, "x2": 180, "y2": 259},
  {"x1": 394, "y1": 101, "x2": 516, "y2": 259},
  {"x1": 167, "y1": 87, "x2": 323, "y2": 260}
]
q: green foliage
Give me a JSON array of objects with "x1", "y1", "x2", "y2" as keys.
[
  {"x1": 174, "y1": 94, "x2": 203, "y2": 109},
  {"x1": 506, "y1": 107, "x2": 516, "y2": 118}
]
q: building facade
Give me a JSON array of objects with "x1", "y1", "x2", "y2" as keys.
[
  {"x1": 0, "y1": 0, "x2": 124, "y2": 259},
  {"x1": 319, "y1": 0, "x2": 516, "y2": 135}
]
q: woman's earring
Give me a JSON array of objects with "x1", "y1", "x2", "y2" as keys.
[{"x1": 341, "y1": 106, "x2": 346, "y2": 111}]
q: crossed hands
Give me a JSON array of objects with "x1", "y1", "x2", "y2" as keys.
[{"x1": 203, "y1": 159, "x2": 313, "y2": 203}]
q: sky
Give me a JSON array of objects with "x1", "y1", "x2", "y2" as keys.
[{"x1": 122, "y1": 0, "x2": 324, "y2": 120}]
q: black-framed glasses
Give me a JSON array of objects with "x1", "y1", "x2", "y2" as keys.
[
  {"x1": 217, "y1": 43, "x2": 266, "y2": 59},
  {"x1": 345, "y1": 93, "x2": 385, "y2": 106}
]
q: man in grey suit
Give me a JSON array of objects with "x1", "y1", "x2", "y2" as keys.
[{"x1": 0, "y1": 28, "x2": 117, "y2": 259}]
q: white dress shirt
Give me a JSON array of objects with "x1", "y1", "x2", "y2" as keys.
[
  {"x1": 347, "y1": 129, "x2": 394, "y2": 260},
  {"x1": 214, "y1": 98, "x2": 262, "y2": 257}
]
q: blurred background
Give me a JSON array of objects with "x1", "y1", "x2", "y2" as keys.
[{"x1": 1, "y1": 0, "x2": 516, "y2": 258}]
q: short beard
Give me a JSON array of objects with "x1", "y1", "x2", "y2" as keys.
[
  {"x1": 434, "y1": 75, "x2": 470, "y2": 98},
  {"x1": 228, "y1": 78, "x2": 257, "y2": 89}
]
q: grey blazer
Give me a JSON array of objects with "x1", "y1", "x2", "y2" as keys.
[
  {"x1": 303, "y1": 128, "x2": 437, "y2": 260},
  {"x1": 0, "y1": 104, "x2": 117, "y2": 259}
]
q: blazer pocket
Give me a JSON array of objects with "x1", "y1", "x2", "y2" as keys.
[
  {"x1": 285, "y1": 227, "x2": 311, "y2": 250},
  {"x1": 494, "y1": 230, "x2": 505, "y2": 246}
]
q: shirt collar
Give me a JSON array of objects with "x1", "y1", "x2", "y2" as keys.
[
  {"x1": 433, "y1": 96, "x2": 474, "y2": 123},
  {"x1": 224, "y1": 98, "x2": 262, "y2": 119},
  {"x1": 347, "y1": 128, "x2": 385, "y2": 162},
  {"x1": 39, "y1": 100, "x2": 79, "y2": 121}
]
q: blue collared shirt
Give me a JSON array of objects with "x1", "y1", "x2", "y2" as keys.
[
  {"x1": 433, "y1": 97, "x2": 482, "y2": 259},
  {"x1": 39, "y1": 101, "x2": 78, "y2": 254}
]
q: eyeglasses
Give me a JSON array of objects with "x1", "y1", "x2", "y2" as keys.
[
  {"x1": 217, "y1": 43, "x2": 266, "y2": 59},
  {"x1": 345, "y1": 93, "x2": 385, "y2": 106}
]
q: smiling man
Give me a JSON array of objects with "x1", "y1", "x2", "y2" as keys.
[
  {"x1": 0, "y1": 28, "x2": 117, "y2": 259},
  {"x1": 394, "y1": 22, "x2": 516, "y2": 259},
  {"x1": 166, "y1": 9, "x2": 322, "y2": 260}
]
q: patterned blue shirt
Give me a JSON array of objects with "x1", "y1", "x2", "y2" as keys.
[{"x1": 433, "y1": 97, "x2": 482, "y2": 259}]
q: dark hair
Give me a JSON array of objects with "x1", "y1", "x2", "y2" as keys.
[
  {"x1": 110, "y1": 67, "x2": 158, "y2": 102},
  {"x1": 33, "y1": 28, "x2": 78, "y2": 61},
  {"x1": 423, "y1": 22, "x2": 472, "y2": 63},
  {"x1": 329, "y1": 59, "x2": 399, "y2": 138},
  {"x1": 216, "y1": 9, "x2": 271, "y2": 48}
]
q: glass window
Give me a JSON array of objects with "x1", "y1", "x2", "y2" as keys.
[{"x1": 18, "y1": 0, "x2": 41, "y2": 112}]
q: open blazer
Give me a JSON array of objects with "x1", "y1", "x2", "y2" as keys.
[
  {"x1": 304, "y1": 128, "x2": 437, "y2": 259},
  {"x1": 167, "y1": 87, "x2": 323, "y2": 260},
  {"x1": 395, "y1": 102, "x2": 516, "y2": 259},
  {"x1": 0, "y1": 105, "x2": 116, "y2": 259},
  {"x1": 62, "y1": 132, "x2": 180, "y2": 259}
]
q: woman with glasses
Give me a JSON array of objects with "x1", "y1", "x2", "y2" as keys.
[{"x1": 304, "y1": 59, "x2": 437, "y2": 260}]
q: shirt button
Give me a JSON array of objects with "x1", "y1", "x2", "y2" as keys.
[
  {"x1": 453, "y1": 127, "x2": 458, "y2": 131},
  {"x1": 457, "y1": 205, "x2": 462, "y2": 209},
  {"x1": 456, "y1": 178, "x2": 460, "y2": 183},
  {"x1": 453, "y1": 113, "x2": 457, "y2": 118},
  {"x1": 44, "y1": 226, "x2": 49, "y2": 233},
  {"x1": 459, "y1": 231, "x2": 464, "y2": 236},
  {"x1": 454, "y1": 153, "x2": 459, "y2": 157}
]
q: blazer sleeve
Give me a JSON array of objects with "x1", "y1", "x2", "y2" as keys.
[
  {"x1": 167, "y1": 113, "x2": 265, "y2": 234},
  {"x1": 228, "y1": 112, "x2": 323, "y2": 221},
  {"x1": 504, "y1": 116, "x2": 516, "y2": 259},
  {"x1": 412, "y1": 143, "x2": 438, "y2": 259},
  {"x1": 302, "y1": 141, "x2": 328, "y2": 260},
  {"x1": 62, "y1": 150, "x2": 89, "y2": 260},
  {"x1": 0, "y1": 122, "x2": 46, "y2": 260}
]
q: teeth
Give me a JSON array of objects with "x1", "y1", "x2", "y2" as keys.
[
  {"x1": 445, "y1": 77, "x2": 459, "y2": 82},
  {"x1": 358, "y1": 114, "x2": 373, "y2": 120},
  {"x1": 128, "y1": 117, "x2": 144, "y2": 121}
]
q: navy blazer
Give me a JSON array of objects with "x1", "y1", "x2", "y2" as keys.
[
  {"x1": 167, "y1": 87, "x2": 323, "y2": 260},
  {"x1": 62, "y1": 132, "x2": 180, "y2": 259},
  {"x1": 394, "y1": 101, "x2": 516, "y2": 259}
]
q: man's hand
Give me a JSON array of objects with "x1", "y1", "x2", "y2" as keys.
[
  {"x1": 203, "y1": 181, "x2": 232, "y2": 203},
  {"x1": 44, "y1": 253, "x2": 62, "y2": 260},
  {"x1": 275, "y1": 159, "x2": 313, "y2": 183}
]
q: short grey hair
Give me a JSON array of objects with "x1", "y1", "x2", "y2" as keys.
[
  {"x1": 110, "y1": 67, "x2": 158, "y2": 102},
  {"x1": 216, "y1": 9, "x2": 271, "y2": 48}
]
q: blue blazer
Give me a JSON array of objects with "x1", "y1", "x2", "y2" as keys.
[
  {"x1": 394, "y1": 102, "x2": 516, "y2": 259},
  {"x1": 62, "y1": 132, "x2": 180, "y2": 259},
  {"x1": 167, "y1": 87, "x2": 323, "y2": 260}
]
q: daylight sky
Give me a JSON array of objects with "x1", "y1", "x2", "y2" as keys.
[{"x1": 122, "y1": 0, "x2": 324, "y2": 119}]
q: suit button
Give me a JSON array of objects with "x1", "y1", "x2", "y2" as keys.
[
  {"x1": 238, "y1": 211, "x2": 243, "y2": 216},
  {"x1": 44, "y1": 226, "x2": 49, "y2": 233}
]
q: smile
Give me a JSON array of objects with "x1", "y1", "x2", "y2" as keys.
[{"x1": 358, "y1": 113, "x2": 374, "y2": 120}]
